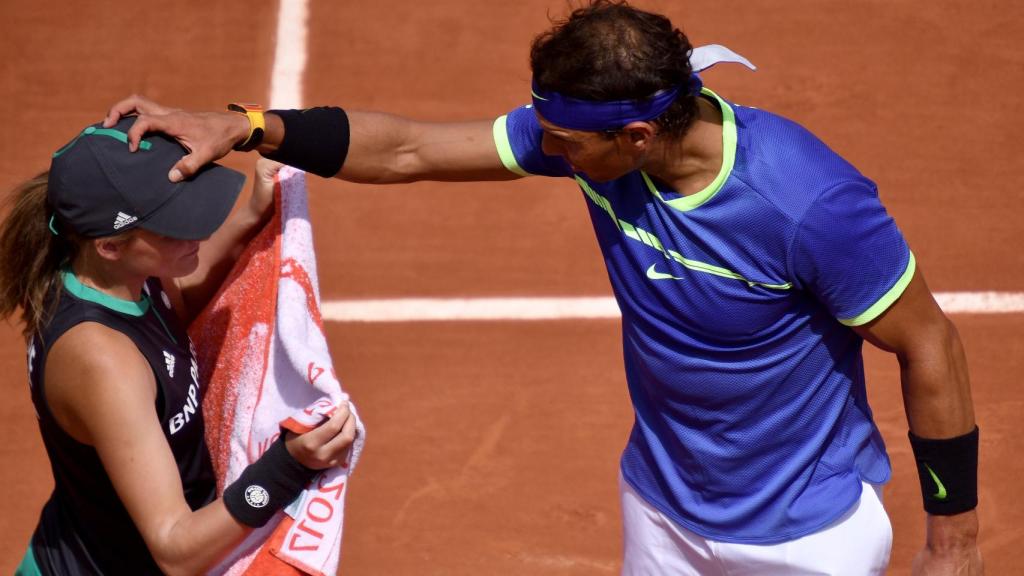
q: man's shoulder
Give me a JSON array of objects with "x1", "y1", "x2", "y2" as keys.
[
  {"x1": 728, "y1": 103, "x2": 874, "y2": 220},
  {"x1": 733, "y1": 103, "x2": 850, "y2": 167}
]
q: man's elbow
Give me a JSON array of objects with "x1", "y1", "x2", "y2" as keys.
[
  {"x1": 892, "y1": 315, "x2": 958, "y2": 364},
  {"x1": 339, "y1": 150, "x2": 424, "y2": 184}
]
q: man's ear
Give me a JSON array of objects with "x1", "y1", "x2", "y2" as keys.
[{"x1": 621, "y1": 121, "x2": 657, "y2": 150}]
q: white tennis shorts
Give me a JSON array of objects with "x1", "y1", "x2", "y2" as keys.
[{"x1": 620, "y1": 475, "x2": 892, "y2": 575}]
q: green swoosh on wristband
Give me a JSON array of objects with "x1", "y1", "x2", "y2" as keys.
[{"x1": 925, "y1": 464, "x2": 948, "y2": 500}]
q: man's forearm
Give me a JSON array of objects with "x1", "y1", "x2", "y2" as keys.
[
  {"x1": 260, "y1": 109, "x2": 512, "y2": 184},
  {"x1": 899, "y1": 315, "x2": 975, "y2": 438}
]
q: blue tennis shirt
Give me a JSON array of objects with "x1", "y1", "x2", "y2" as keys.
[{"x1": 493, "y1": 88, "x2": 914, "y2": 543}]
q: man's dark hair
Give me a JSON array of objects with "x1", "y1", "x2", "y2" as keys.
[{"x1": 530, "y1": 0, "x2": 698, "y2": 138}]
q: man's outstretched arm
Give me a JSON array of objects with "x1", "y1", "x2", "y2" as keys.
[
  {"x1": 340, "y1": 112, "x2": 517, "y2": 183},
  {"x1": 103, "y1": 95, "x2": 518, "y2": 184}
]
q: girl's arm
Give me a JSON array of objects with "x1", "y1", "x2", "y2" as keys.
[{"x1": 45, "y1": 321, "x2": 356, "y2": 576}]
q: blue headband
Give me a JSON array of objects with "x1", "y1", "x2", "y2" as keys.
[{"x1": 531, "y1": 44, "x2": 755, "y2": 132}]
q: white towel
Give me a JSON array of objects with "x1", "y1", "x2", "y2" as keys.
[{"x1": 191, "y1": 167, "x2": 365, "y2": 575}]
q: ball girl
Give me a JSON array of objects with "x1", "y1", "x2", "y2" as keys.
[{"x1": 0, "y1": 118, "x2": 356, "y2": 575}]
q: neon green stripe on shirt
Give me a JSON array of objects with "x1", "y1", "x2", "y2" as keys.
[
  {"x1": 839, "y1": 252, "x2": 917, "y2": 326},
  {"x1": 492, "y1": 115, "x2": 530, "y2": 177}
]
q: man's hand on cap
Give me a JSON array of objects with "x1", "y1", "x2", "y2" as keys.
[
  {"x1": 103, "y1": 94, "x2": 173, "y2": 127},
  {"x1": 103, "y1": 95, "x2": 250, "y2": 182}
]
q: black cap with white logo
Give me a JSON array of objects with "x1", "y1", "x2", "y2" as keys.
[{"x1": 48, "y1": 116, "x2": 245, "y2": 240}]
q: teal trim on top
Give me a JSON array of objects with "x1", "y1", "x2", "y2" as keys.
[
  {"x1": 641, "y1": 87, "x2": 736, "y2": 212},
  {"x1": 14, "y1": 546, "x2": 41, "y2": 576},
  {"x1": 839, "y1": 252, "x2": 917, "y2": 326},
  {"x1": 493, "y1": 115, "x2": 530, "y2": 177},
  {"x1": 52, "y1": 126, "x2": 152, "y2": 158},
  {"x1": 61, "y1": 269, "x2": 150, "y2": 317}
]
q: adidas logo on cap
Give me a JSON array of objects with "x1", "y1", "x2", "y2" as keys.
[{"x1": 113, "y1": 211, "x2": 138, "y2": 230}]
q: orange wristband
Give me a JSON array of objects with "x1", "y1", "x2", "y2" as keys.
[{"x1": 228, "y1": 103, "x2": 265, "y2": 151}]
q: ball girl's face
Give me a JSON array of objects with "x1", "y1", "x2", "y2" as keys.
[{"x1": 119, "y1": 229, "x2": 203, "y2": 279}]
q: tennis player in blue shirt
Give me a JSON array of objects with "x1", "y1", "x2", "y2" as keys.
[{"x1": 104, "y1": 2, "x2": 982, "y2": 573}]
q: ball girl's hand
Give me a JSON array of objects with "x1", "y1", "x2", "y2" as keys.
[
  {"x1": 283, "y1": 402, "x2": 358, "y2": 470},
  {"x1": 251, "y1": 158, "x2": 284, "y2": 219}
]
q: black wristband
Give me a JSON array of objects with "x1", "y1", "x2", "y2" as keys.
[
  {"x1": 223, "y1": 435, "x2": 317, "y2": 527},
  {"x1": 263, "y1": 107, "x2": 350, "y2": 178},
  {"x1": 908, "y1": 426, "x2": 979, "y2": 516}
]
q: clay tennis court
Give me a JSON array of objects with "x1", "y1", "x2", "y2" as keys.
[{"x1": 2, "y1": 1, "x2": 1021, "y2": 574}]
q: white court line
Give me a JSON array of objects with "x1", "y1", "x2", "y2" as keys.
[
  {"x1": 321, "y1": 293, "x2": 1024, "y2": 322},
  {"x1": 265, "y1": 5, "x2": 1023, "y2": 324},
  {"x1": 270, "y1": 0, "x2": 308, "y2": 109},
  {"x1": 934, "y1": 292, "x2": 1024, "y2": 314},
  {"x1": 321, "y1": 297, "x2": 620, "y2": 322}
]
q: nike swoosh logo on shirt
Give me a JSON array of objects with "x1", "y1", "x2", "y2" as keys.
[
  {"x1": 646, "y1": 264, "x2": 685, "y2": 281},
  {"x1": 925, "y1": 464, "x2": 948, "y2": 500}
]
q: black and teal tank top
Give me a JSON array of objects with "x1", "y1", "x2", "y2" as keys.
[{"x1": 26, "y1": 271, "x2": 216, "y2": 575}]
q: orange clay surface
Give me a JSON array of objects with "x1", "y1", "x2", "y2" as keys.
[{"x1": 2, "y1": 1, "x2": 1022, "y2": 574}]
